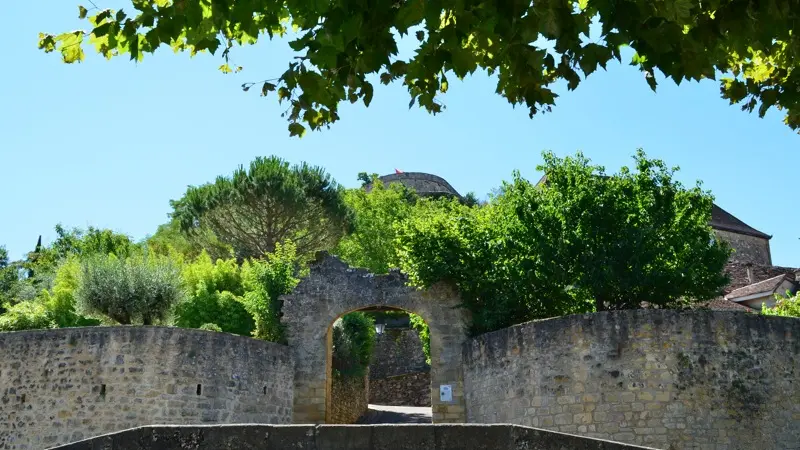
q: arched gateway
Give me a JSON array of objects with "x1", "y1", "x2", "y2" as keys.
[{"x1": 281, "y1": 252, "x2": 469, "y2": 424}]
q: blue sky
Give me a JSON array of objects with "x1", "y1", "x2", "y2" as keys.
[{"x1": 2, "y1": 1, "x2": 798, "y2": 266}]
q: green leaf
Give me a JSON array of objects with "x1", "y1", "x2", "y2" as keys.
[
  {"x1": 288, "y1": 122, "x2": 307, "y2": 137},
  {"x1": 362, "y1": 82, "x2": 374, "y2": 107},
  {"x1": 311, "y1": 46, "x2": 338, "y2": 68},
  {"x1": 416, "y1": 30, "x2": 425, "y2": 41},
  {"x1": 92, "y1": 23, "x2": 111, "y2": 38},
  {"x1": 380, "y1": 73, "x2": 392, "y2": 85},
  {"x1": 450, "y1": 47, "x2": 476, "y2": 78},
  {"x1": 79, "y1": 5, "x2": 89, "y2": 19},
  {"x1": 645, "y1": 71, "x2": 657, "y2": 92},
  {"x1": 278, "y1": 87, "x2": 291, "y2": 102},
  {"x1": 38, "y1": 33, "x2": 57, "y2": 52},
  {"x1": 56, "y1": 32, "x2": 86, "y2": 63},
  {"x1": 261, "y1": 82, "x2": 276, "y2": 96}
]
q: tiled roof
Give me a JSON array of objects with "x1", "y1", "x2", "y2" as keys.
[
  {"x1": 695, "y1": 297, "x2": 756, "y2": 312},
  {"x1": 710, "y1": 204, "x2": 771, "y2": 239},
  {"x1": 723, "y1": 262, "x2": 798, "y2": 294},
  {"x1": 726, "y1": 274, "x2": 793, "y2": 300}
]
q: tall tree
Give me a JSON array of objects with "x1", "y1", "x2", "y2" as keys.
[
  {"x1": 171, "y1": 156, "x2": 350, "y2": 260},
  {"x1": 39, "y1": 1, "x2": 800, "y2": 136},
  {"x1": 335, "y1": 176, "x2": 417, "y2": 273},
  {"x1": 515, "y1": 150, "x2": 731, "y2": 312},
  {"x1": 397, "y1": 150, "x2": 731, "y2": 334}
]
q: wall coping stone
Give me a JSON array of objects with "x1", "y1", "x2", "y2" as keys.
[{"x1": 49, "y1": 424, "x2": 656, "y2": 450}]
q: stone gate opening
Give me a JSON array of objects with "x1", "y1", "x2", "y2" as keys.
[{"x1": 281, "y1": 252, "x2": 470, "y2": 424}]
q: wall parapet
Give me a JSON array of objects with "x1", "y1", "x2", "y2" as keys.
[
  {"x1": 463, "y1": 310, "x2": 800, "y2": 450},
  {"x1": 51, "y1": 424, "x2": 653, "y2": 450},
  {"x1": 0, "y1": 326, "x2": 294, "y2": 450}
]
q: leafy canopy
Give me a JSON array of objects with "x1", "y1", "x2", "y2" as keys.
[
  {"x1": 397, "y1": 150, "x2": 731, "y2": 334},
  {"x1": 170, "y1": 155, "x2": 350, "y2": 260},
  {"x1": 40, "y1": 0, "x2": 800, "y2": 136},
  {"x1": 517, "y1": 150, "x2": 731, "y2": 311},
  {"x1": 76, "y1": 252, "x2": 183, "y2": 325},
  {"x1": 335, "y1": 176, "x2": 417, "y2": 274},
  {"x1": 173, "y1": 252, "x2": 255, "y2": 336},
  {"x1": 762, "y1": 291, "x2": 800, "y2": 317}
]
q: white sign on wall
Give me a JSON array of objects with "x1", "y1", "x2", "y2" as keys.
[{"x1": 439, "y1": 384, "x2": 453, "y2": 402}]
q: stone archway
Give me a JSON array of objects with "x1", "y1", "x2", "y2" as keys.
[{"x1": 281, "y1": 252, "x2": 470, "y2": 424}]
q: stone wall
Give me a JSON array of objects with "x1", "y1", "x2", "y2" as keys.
[
  {"x1": 53, "y1": 424, "x2": 652, "y2": 450},
  {"x1": 0, "y1": 327, "x2": 293, "y2": 450},
  {"x1": 330, "y1": 374, "x2": 369, "y2": 424},
  {"x1": 369, "y1": 329, "x2": 429, "y2": 379},
  {"x1": 715, "y1": 229, "x2": 772, "y2": 265},
  {"x1": 463, "y1": 310, "x2": 800, "y2": 450},
  {"x1": 370, "y1": 372, "x2": 431, "y2": 406}
]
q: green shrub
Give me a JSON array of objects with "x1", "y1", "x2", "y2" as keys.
[
  {"x1": 332, "y1": 312, "x2": 375, "y2": 378},
  {"x1": 38, "y1": 257, "x2": 101, "y2": 328},
  {"x1": 174, "y1": 290, "x2": 254, "y2": 336},
  {"x1": 76, "y1": 252, "x2": 182, "y2": 325},
  {"x1": 199, "y1": 323, "x2": 223, "y2": 332},
  {"x1": 763, "y1": 292, "x2": 800, "y2": 317},
  {"x1": 173, "y1": 253, "x2": 254, "y2": 336},
  {"x1": 241, "y1": 241, "x2": 302, "y2": 342},
  {"x1": 0, "y1": 301, "x2": 55, "y2": 331},
  {"x1": 409, "y1": 313, "x2": 431, "y2": 365}
]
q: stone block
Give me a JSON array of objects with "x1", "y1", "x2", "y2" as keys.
[
  {"x1": 372, "y1": 425, "x2": 435, "y2": 450},
  {"x1": 316, "y1": 425, "x2": 372, "y2": 450}
]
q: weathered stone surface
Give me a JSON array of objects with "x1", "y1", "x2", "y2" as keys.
[
  {"x1": 0, "y1": 327, "x2": 293, "y2": 450},
  {"x1": 463, "y1": 310, "x2": 800, "y2": 450},
  {"x1": 330, "y1": 374, "x2": 369, "y2": 423},
  {"x1": 370, "y1": 372, "x2": 431, "y2": 406},
  {"x1": 370, "y1": 329, "x2": 429, "y2": 379},
  {"x1": 369, "y1": 172, "x2": 463, "y2": 199},
  {"x1": 714, "y1": 229, "x2": 772, "y2": 265},
  {"x1": 281, "y1": 253, "x2": 469, "y2": 424},
  {"x1": 50, "y1": 424, "x2": 653, "y2": 450}
]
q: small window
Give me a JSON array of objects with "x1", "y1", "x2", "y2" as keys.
[{"x1": 196, "y1": 384, "x2": 202, "y2": 395}]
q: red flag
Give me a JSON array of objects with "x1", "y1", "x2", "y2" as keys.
[{"x1": 395, "y1": 168, "x2": 404, "y2": 174}]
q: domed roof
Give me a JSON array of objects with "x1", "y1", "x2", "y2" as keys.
[{"x1": 370, "y1": 172, "x2": 462, "y2": 199}]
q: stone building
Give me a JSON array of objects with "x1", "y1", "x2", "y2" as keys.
[{"x1": 368, "y1": 172, "x2": 463, "y2": 199}]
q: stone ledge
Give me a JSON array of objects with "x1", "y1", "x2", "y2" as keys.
[{"x1": 49, "y1": 424, "x2": 656, "y2": 450}]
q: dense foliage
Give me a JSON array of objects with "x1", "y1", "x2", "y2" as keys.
[
  {"x1": 76, "y1": 252, "x2": 183, "y2": 325},
  {"x1": 332, "y1": 312, "x2": 376, "y2": 378},
  {"x1": 40, "y1": 1, "x2": 800, "y2": 136},
  {"x1": 762, "y1": 292, "x2": 800, "y2": 317},
  {"x1": 173, "y1": 253, "x2": 255, "y2": 336},
  {"x1": 409, "y1": 312, "x2": 431, "y2": 364},
  {"x1": 147, "y1": 219, "x2": 232, "y2": 261},
  {"x1": 335, "y1": 177, "x2": 417, "y2": 274},
  {"x1": 171, "y1": 156, "x2": 350, "y2": 260},
  {"x1": 397, "y1": 150, "x2": 731, "y2": 334},
  {"x1": 240, "y1": 240, "x2": 303, "y2": 342}
]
